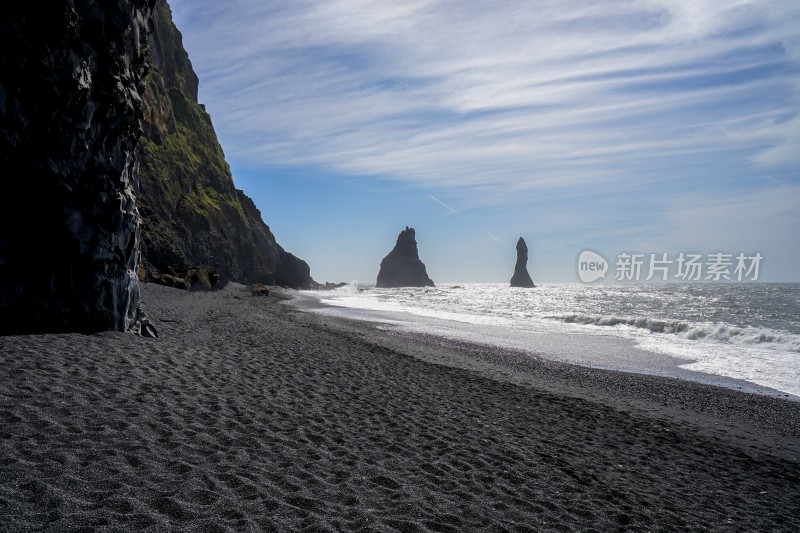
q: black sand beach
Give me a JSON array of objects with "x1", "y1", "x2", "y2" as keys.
[{"x1": 1, "y1": 283, "x2": 799, "y2": 531}]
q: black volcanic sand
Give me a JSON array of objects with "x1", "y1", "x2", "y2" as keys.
[{"x1": 1, "y1": 284, "x2": 799, "y2": 531}]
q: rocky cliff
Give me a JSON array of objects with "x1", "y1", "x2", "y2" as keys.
[
  {"x1": 137, "y1": 2, "x2": 311, "y2": 289},
  {"x1": 0, "y1": 1, "x2": 156, "y2": 334},
  {"x1": 510, "y1": 237, "x2": 535, "y2": 288},
  {"x1": 376, "y1": 227, "x2": 435, "y2": 288}
]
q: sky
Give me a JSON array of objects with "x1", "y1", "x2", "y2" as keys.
[{"x1": 168, "y1": 0, "x2": 800, "y2": 284}]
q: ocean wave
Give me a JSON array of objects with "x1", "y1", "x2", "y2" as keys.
[{"x1": 548, "y1": 314, "x2": 800, "y2": 353}]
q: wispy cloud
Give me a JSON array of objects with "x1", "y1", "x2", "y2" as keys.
[
  {"x1": 656, "y1": 184, "x2": 800, "y2": 280},
  {"x1": 661, "y1": 184, "x2": 800, "y2": 251},
  {"x1": 170, "y1": 0, "x2": 799, "y2": 203}
]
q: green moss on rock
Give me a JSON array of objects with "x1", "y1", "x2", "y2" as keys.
[{"x1": 136, "y1": 1, "x2": 310, "y2": 288}]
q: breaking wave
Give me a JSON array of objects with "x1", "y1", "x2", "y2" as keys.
[{"x1": 549, "y1": 314, "x2": 800, "y2": 353}]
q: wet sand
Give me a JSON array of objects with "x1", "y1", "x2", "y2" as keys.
[{"x1": 1, "y1": 282, "x2": 798, "y2": 531}]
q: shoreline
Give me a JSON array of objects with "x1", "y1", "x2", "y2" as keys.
[
  {"x1": 284, "y1": 289, "x2": 800, "y2": 460},
  {"x1": 290, "y1": 288, "x2": 799, "y2": 400},
  {"x1": 1, "y1": 282, "x2": 799, "y2": 530}
]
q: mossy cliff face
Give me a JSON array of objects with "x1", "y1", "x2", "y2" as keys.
[
  {"x1": 0, "y1": 1, "x2": 156, "y2": 334},
  {"x1": 138, "y1": 2, "x2": 311, "y2": 289}
]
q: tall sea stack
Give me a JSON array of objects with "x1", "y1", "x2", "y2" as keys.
[
  {"x1": 0, "y1": 1, "x2": 156, "y2": 334},
  {"x1": 510, "y1": 237, "x2": 535, "y2": 288},
  {"x1": 376, "y1": 227, "x2": 435, "y2": 288}
]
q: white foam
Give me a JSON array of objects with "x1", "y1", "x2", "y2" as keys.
[
  {"x1": 301, "y1": 283, "x2": 800, "y2": 397},
  {"x1": 548, "y1": 314, "x2": 800, "y2": 352},
  {"x1": 637, "y1": 335, "x2": 800, "y2": 397}
]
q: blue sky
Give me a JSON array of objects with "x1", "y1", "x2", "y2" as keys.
[{"x1": 168, "y1": 0, "x2": 799, "y2": 283}]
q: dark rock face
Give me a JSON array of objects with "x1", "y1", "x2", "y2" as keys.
[
  {"x1": 510, "y1": 237, "x2": 535, "y2": 288},
  {"x1": 376, "y1": 227, "x2": 435, "y2": 288},
  {"x1": 145, "y1": 265, "x2": 220, "y2": 291},
  {"x1": 0, "y1": 1, "x2": 156, "y2": 334},
  {"x1": 137, "y1": 2, "x2": 311, "y2": 289}
]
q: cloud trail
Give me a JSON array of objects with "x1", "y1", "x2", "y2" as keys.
[{"x1": 427, "y1": 194, "x2": 504, "y2": 244}]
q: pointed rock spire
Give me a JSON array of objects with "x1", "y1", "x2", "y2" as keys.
[
  {"x1": 376, "y1": 227, "x2": 435, "y2": 288},
  {"x1": 510, "y1": 237, "x2": 535, "y2": 288}
]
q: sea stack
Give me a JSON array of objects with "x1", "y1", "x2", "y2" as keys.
[
  {"x1": 0, "y1": 1, "x2": 157, "y2": 334},
  {"x1": 510, "y1": 237, "x2": 535, "y2": 288},
  {"x1": 376, "y1": 227, "x2": 435, "y2": 288}
]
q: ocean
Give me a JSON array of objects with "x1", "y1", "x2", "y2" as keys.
[{"x1": 296, "y1": 282, "x2": 800, "y2": 399}]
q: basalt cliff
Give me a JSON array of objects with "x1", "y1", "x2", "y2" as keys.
[
  {"x1": 137, "y1": 2, "x2": 311, "y2": 289},
  {"x1": 0, "y1": 1, "x2": 157, "y2": 334},
  {"x1": 0, "y1": 1, "x2": 310, "y2": 335},
  {"x1": 376, "y1": 227, "x2": 435, "y2": 288}
]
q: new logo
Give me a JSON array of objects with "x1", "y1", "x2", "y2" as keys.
[{"x1": 577, "y1": 250, "x2": 608, "y2": 283}]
